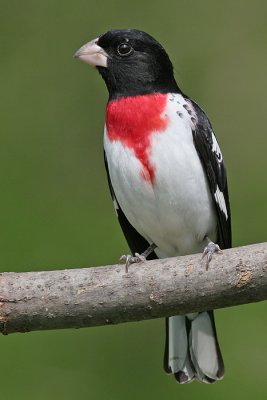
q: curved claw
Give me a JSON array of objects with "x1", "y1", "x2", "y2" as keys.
[
  {"x1": 120, "y1": 254, "x2": 132, "y2": 273},
  {"x1": 119, "y1": 243, "x2": 157, "y2": 273},
  {"x1": 120, "y1": 253, "x2": 146, "y2": 273},
  {"x1": 202, "y1": 241, "x2": 222, "y2": 270}
]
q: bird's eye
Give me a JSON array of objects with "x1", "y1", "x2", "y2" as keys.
[{"x1": 117, "y1": 43, "x2": 133, "y2": 57}]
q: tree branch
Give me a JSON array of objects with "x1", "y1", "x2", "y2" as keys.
[{"x1": 0, "y1": 242, "x2": 266, "y2": 335}]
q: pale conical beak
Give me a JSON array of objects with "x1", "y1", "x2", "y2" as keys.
[{"x1": 74, "y1": 38, "x2": 108, "y2": 67}]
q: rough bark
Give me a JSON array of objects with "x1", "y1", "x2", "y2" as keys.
[{"x1": 0, "y1": 242, "x2": 266, "y2": 335}]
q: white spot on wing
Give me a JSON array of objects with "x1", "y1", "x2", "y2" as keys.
[
  {"x1": 214, "y1": 185, "x2": 228, "y2": 219},
  {"x1": 211, "y1": 132, "x2": 222, "y2": 162}
]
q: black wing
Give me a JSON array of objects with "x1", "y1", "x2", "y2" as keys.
[
  {"x1": 191, "y1": 101, "x2": 232, "y2": 249},
  {"x1": 104, "y1": 151, "x2": 158, "y2": 260}
]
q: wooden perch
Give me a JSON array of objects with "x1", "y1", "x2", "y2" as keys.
[{"x1": 0, "y1": 242, "x2": 266, "y2": 335}]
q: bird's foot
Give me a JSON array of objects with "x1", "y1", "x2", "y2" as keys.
[
  {"x1": 120, "y1": 253, "x2": 146, "y2": 273},
  {"x1": 202, "y1": 237, "x2": 222, "y2": 270},
  {"x1": 120, "y1": 243, "x2": 157, "y2": 273}
]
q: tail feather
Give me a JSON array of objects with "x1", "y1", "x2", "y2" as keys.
[
  {"x1": 190, "y1": 311, "x2": 224, "y2": 382},
  {"x1": 164, "y1": 316, "x2": 195, "y2": 384},
  {"x1": 168, "y1": 315, "x2": 188, "y2": 371},
  {"x1": 164, "y1": 311, "x2": 224, "y2": 384}
]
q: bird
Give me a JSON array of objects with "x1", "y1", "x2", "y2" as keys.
[{"x1": 74, "y1": 29, "x2": 231, "y2": 384}]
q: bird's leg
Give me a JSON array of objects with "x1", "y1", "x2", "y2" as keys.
[
  {"x1": 202, "y1": 236, "x2": 222, "y2": 270},
  {"x1": 120, "y1": 243, "x2": 157, "y2": 273}
]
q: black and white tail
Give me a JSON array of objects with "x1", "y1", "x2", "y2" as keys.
[{"x1": 164, "y1": 311, "x2": 224, "y2": 384}]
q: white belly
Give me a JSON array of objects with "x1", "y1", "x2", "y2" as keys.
[{"x1": 104, "y1": 94, "x2": 217, "y2": 258}]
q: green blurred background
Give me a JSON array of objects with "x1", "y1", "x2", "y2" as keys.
[{"x1": 0, "y1": 0, "x2": 266, "y2": 398}]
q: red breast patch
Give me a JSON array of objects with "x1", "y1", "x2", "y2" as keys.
[{"x1": 106, "y1": 93, "x2": 168, "y2": 184}]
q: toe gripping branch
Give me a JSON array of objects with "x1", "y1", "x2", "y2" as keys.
[
  {"x1": 202, "y1": 236, "x2": 222, "y2": 270},
  {"x1": 120, "y1": 243, "x2": 157, "y2": 273}
]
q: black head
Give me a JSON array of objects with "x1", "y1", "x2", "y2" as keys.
[{"x1": 75, "y1": 29, "x2": 181, "y2": 99}]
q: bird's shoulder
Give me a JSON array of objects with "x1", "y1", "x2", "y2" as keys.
[{"x1": 188, "y1": 100, "x2": 227, "y2": 189}]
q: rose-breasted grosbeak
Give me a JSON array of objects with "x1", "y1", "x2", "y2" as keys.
[{"x1": 75, "y1": 29, "x2": 231, "y2": 384}]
